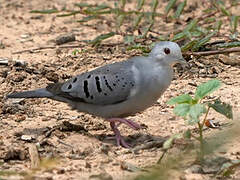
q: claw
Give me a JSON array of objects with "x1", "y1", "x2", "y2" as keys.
[
  {"x1": 106, "y1": 118, "x2": 141, "y2": 148},
  {"x1": 110, "y1": 122, "x2": 130, "y2": 148}
]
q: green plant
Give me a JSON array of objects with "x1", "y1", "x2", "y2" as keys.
[{"x1": 166, "y1": 79, "x2": 233, "y2": 162}]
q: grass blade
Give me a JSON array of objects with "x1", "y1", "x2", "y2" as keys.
[
  {"x1": 174, "y1": 0, "x2": 186, "y2": 19},
  {"x1": 230, "y1": 15, "x2": 239, "y2": 33},
  {"x1": 181, "y1": 40, "x2": 198, "y2": 52},
  {"x1": 133, "y1": 14, "x2": 144, "y2": 29},
  {"x1": 76, "y1": 15, "x2": 98, "y2": 23},
  {"x1": 165, "y1": 0, "x2": 177, "y2": 16},
  {"x1": 192, "y1": 31, "x2": 216, "y2": 51},
  {"x1": 89, "y1": 32, "x2": 116, "y2": 46},
  {"x1": 215, "y1": 41, "x2": 240, "y2": 48},
  {"x1": 57, "y1": 11, "x2": 80, "y2": 17},
  {"x1": 137, "y1": 0, "x2": 145, "y2": 11},
  {"x1": 30, "y1": 9, "x2": 58, "y2": 14}
]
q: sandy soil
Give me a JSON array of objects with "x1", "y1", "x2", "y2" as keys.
[{"x1": 0, "y1": 0, "x2": 240, "y2": 180}]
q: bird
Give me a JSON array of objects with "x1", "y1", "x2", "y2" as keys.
[{"x1": 7, "y1": 41, "x2": 187, "y2": 148}]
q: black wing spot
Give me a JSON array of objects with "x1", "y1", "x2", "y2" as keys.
[
  {"x1": 122, "y1": 85, "x2": 125, "y2": 88},
  {"x1": 87, "y1": 74, "x2": 91, "y2": 79},
  {"x1": 73, "y1": 77, "x2": 77, "y2": 83},
  {"x1": 90, "y1": 95, "x2": 93, "y2": 99},
  {"x1": 95, "y1": 76, "x2": 102, "y2": 93},
  {"x1": 113, "y1": 83, "x2": 116, "y2": 86},
  {"x1": 68, "y1": 84, "x2": 72, "y2": 89},
  {"x1": 104, "y1": 79, "x2": 113, "y2": 91},
  {"x1": 103, "y1": 76, "x2": 106, "y2": 79},
  {"x1": 115, "y1": 75, "x2": 118, "y2": 78},
  {"x1": 124, "y1": 82, "x2": 127, "y2": 85},
  {"x1": 83, "y1": 80, "x2": 90, "y2": 98},
  {"x1": 104, "y1": 93, "x2": 107, "y2": 96}
]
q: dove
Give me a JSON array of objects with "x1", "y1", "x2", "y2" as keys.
[{"x1": 7, "y1": 41, "x2": 186, "y2": 148}]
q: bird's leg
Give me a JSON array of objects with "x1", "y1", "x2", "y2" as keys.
[
  {"x1": 107, "y1": 118, "x2": 141, "y2": 130},
  {"x1": 110, "y1": 122, "x2": 130, "y2": 148},
  {"x1": 106, "y1": 118, "x2": 142, "y2": 148}
]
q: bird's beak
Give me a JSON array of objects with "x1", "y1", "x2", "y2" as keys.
[{"x1": 178, "y1": 57, "x2": 188, "y2": 67}]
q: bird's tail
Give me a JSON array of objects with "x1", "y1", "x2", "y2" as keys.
[{"x1": 7, "y1": 88, "x2": 54, "y2": 98}]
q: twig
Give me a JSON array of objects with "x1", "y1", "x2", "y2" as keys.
[
  {"x1": 28, "y1": 144, "x2": 40, "y2": 169},
  {"x1": 57, "y1": 139, "x2": 74, "y2": 149},
  {"x1": 184, "y1": 47, "x2": 240, "y2": 56},
  {"x1": 132, "y1": 139, "x2": 165, "y2": 154},
  {"x1": 12, "y1": 44, "x2": 84, "y2": 54}
]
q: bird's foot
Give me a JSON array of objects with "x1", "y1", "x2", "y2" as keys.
[
  {"x1": 106, "y1": 118, "x2": 142, "y2": 148},
  {"x1": 110, "y1": 122, "x2": 130, "y2": 148}
]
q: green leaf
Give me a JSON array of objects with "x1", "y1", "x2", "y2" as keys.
[
  {"x1": 167, "y1": 94, "x2": 193, "y2": 105},
  {"x1": 171, "y1": 31, "x2": 187, "y2": 41},
  {"x1": 173, "y1": 104, "x2": 191, "y2": 117},
  {"x1": 151, "y1": 0, "x2": 159, "y2": 13},
  {"x1": 124, "y1": 35, "x2": 135, "y2": 45},
  {"x1": 174, "y1": 0, "x2": 186, "y2": 19},
  {"x1": 183, "y1": 129, "x2": 191, "y2": 139},
  {"x1": 57, "y1": 11, "x2": 80, "y2": 17},
  {"x1": 181, "y1": 40, "x2": 198, "y2": 52},
  {"x1": 214, "y1": 20, "x2": 223, "y2": 32},
  {"x1": 192, "y1": 31, "x2": 216, "y2": 51},
  {"x1": 165, "y1": 0, "x2": 177, "y2": 16},
  {"x1": 184, "y1": 19, "x2": 198, "y2": 32},
  {"x1": 219, "y1": 3, "x2": 231, "y2": 16},
  {"x1": 116, "y1": 14, "x2": 125, "y2": 28},
  {"x1": 215, "y1": 41, "x2": 240, "y2": 48},
  {"x1": 230, "y1": 15, "x2": 239, "y2": 33},
  {"x1": 89, "y1": 32, "x2": 115, "y2": 46},
  {"x1": 120, "y1": 0, "x2": 126, "y2": 9},
  {"x1": 133, "y1": 14, "x2": 144, "y2": 29},
  {"x1": 76, "y1": 15, "x2": 98, "y2": 23},
  {"x1": 208, "y1": 99, "x2": 233, "y2": 119},
  {"x1": 30, "y1": 9, "x2": 58, "y2": 14},
  {"x1": 137, "y1": 0, "x2": 145, "y2": 11},
  {"x1": 188, "y1": 104, "x2": 206, "y2": 124},
  {"x1": 163, "y1": 133, "x2": 182, "y2": 150},
  {"x1": 195, "y1": 79, "x2": 221, "y2": 100}
]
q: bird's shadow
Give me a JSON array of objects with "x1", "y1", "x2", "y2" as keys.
[
  {"x1": 95, "y1": 132, "x2": 167, "y2": 150},
  {"x1": 14, "y1": 121, "x2": 167, "y2": 150}
]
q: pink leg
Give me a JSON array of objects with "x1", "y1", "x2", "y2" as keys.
[
  {"x1": 110, "y1": 122, "x2": 130, "y2": 148},
  {"x1": 106, "y1": 118, "x2": 142, "y2": 148},
  {"x1": 107, "y1": 118, "x2": 141, "y2": 130}
]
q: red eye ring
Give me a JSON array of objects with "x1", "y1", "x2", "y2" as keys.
[{"x1": 164, "y1": 48, "x2": 170, "y2": 54}]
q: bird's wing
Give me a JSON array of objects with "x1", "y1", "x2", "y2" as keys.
[{"x1": 47, "y1": 59, "x2": 138, "y2": 105}]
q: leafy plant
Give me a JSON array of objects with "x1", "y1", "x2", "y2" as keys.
[
  {"x1": 167, "y1": 79, "x2": 233, "y2": 162},
  {"x1": 29, "y1": 1, "x2": 240, "y2": 52}
]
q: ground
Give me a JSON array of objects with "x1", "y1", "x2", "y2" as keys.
[{"x1": 0, "y1": 0, "x2": 240, "y2": 180}]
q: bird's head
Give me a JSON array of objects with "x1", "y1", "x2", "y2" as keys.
[{"x1": 149, "y1": 41, "x2": 187, "y2": 66}]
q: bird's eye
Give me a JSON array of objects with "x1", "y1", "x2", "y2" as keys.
[{"x1": 164, "y1": 48, "x2": 170, "y2": 54}]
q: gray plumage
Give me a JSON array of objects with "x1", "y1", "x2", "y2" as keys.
[{"x1": 7, "y1": 41, "x2": 186, "y2": 119}]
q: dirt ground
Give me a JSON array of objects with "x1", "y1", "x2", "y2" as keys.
[{"x1": 0, "y1": 0, "x2": 240, "y2": 180}]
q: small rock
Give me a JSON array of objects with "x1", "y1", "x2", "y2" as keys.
[
  {"x1": 185, "y1": 164, "x2": 203, "y2": 174},
  {"x1": 120, "y1": 161, "x2": 141, "y2": 172},
  {"x1": 85, "y1": 161, "x2": 91, "y2": 168},
  {"x1": 21, "y1": 134, "x2": 35, "y2": 142},
  {"x1": 55, "y1": 33, "x2": 76, "y2": 45},
  {"x1": 89, "y1": 172, "x2": 113, "y2": 180},
  {"x1": 14, "y1": 59, "x2": 27, "y2": 67},
  {"x1": 0, "y1": 58, "x2": 9, "y2": 65},
  {"x1": 45, "y1": 71, "x2": 59, "y2": 83},
  {"x1": 3, "y1": 148, "x2": 26, "y2": 161}
]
